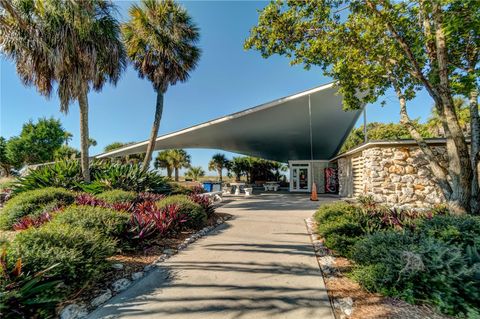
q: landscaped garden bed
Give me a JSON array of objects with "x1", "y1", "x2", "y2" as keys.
[
  {"x1": 309, "y1": 198, "x2": 480, "y2": 319},
  {"x1": 0, "y1": 160, "x2": 228, "y2": 318}
]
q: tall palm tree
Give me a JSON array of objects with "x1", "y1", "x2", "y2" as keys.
[
  {"x1": 63, "y1": 132, "x2": 73, "y2": 146},
  {"x1": 186, "y1": 166, "x2": 205, "y2": 181},
  {"x1": 168, "y1": 149, "x2": 191, "y2": 182},
  {"x1": 208, "y1": 153, "x2": 229, "y2": 182},
  {"x1": 154, "y1": 150, "x2": 174, "y2": 179},
  {"x1": 122, "y1": 0, "x2": 201, "y2": 172},
  {"x1": 0, "y1": 0, "x2": 126, "y2": 182}
]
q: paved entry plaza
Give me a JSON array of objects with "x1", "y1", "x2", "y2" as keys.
[{"x1": 88, "y1": 194, "x2": 336, "y2": 319}]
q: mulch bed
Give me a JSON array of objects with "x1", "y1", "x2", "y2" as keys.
[{"x1": 324, "y1": 256, "x2": 451, "y2": 319}]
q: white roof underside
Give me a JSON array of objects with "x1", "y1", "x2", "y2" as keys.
[{"x1": 95, "y1": 83, "x2": 363, "y2": 162}]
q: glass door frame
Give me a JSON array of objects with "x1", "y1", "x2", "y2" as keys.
[{"x1": 289, "y1": 162, "x2": 311, "y2": 192}]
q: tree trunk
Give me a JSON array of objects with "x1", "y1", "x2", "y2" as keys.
[
  {"x1": 78, "y1": 89, "x2": 90, "y2": 183},
  {"x1": 142, "y1": 91, "x2": 164, "y2": 172},
  {"x1": 393, "y1": 83, "x2": 452, "y2": 199},
  {"x1": 174, "y1": 167, "x2": 179, "y2": 182},
  {"x1": 218, "y1": 168, "x2": 223, "y2": 182},
  {"x1": 167, "y1": 167, "x2": 173, "y2": 179},
  {"x1": 469, "y1": 88, "x2": 480, "y2": 214}
]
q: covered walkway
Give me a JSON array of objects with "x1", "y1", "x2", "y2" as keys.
[{"x1": 88, "y1": 194, "x2": 336, "y2": 319}]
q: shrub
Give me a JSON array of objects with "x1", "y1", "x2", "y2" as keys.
[
  {"x1": 13, "y1": 160, "x2": 171, "y2": 194},
  {"x1": 8, "y1": 223, "x2": 116, "y2": 289},
  {"x1": 314, "y1": 202, "x2": 364, "y2": 256},
  {"x1": 189, "y1": 193, "x2": 215, "y2": 217},
  {"x1": 0, "y1": 187, "x2": 74, "y2": 230},
  {"x1": 351, "y1": 226, "x2": 480, "y2": 317},
  {"x1": 53, "y1": 206, "x2": 130, "y2": 241},
  {"x1": 75, "y1": 193, "x2": 134, "y2": 212},
  {"x1": 0, "y1": 249, "x2": 63, "y2": 319},
  {"x1": 416, "y1": 214, "x2": 480, "y2": 248},
  {"x1": 130, "y1": 202, "x2": 186, "y2": 241},
  {"x1": 96, "y1": 190, "x2": 137, "y2": 204},
  {"x1": 13, "y1": 161, "x2": 83, "y2": 194},
  {"x1": 156, "y1": 195, "x2": 207, "y2": 229}
]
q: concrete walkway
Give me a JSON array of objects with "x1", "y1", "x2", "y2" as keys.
[{"x1": 88, "y1": 194, "x2": 335, "y2": 319}]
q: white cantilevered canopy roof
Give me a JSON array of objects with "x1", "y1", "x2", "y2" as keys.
[{"x1": 96, "y1": 83, "x2": 363, "y2": 163}]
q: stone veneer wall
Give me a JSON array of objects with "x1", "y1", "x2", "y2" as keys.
[{"x1": 337, "y1": 144, "x2": 447, "y2": 209}]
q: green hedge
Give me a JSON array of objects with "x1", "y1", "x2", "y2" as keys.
[
  {"x1": 350, "y1": 215, "x2": 480, "y2": 317},
  {"x1": 96, "y1": 190, "x2": 137, "y2": 204},
  {"x1": 0, "y1": 187, "x2": 75, "y2": 230},
  {"x1": 8, "y1": 223, "x2": 116, "y2": 289},
  {"x1": 53, "y1": 205, "x2": 130, "y2": 241},
  {"x1": 156, "y1": 195, "x2": 207, "y2": 229},
  {"x1": 314, "y1": 202, "x2": 364, "y2": 256}
]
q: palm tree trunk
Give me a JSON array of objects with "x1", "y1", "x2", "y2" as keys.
[
  {"x1": 167, "y1": 167, "x2": 173, "y2": 179},
  {"x1": 174, "y1": 167, "x2": 179, "y2": 182},
  {"x1": 218, "y1": 168, "x2": 222, "y2": 182},
  {"x1": 142, "y1": 91, "x2": 164, "y2": 172},
  {"x1": 78, "y1": 89, "x2": 90, "y2": 183}
]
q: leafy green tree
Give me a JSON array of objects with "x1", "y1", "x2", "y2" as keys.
[
  {"x1": 154, "y1": 150, "x2": 174, "y2": 179},
  {"x1": 341, "y1": 121, "x2": 433, "y2": 153},
  {"x1": 426, "y1": 97, "x2": 475, "y2": 137},
  {"x1": 0, "y1": 0, "x2": 126, "y2": 182},
  {"x1": 3, "y1": 118, "x2": 66, "y2": 167},
  {"x1": 0, "y1": 137, "x2": 14, "y2": 176},
  {"x1": 208, "y1": 153, "x2": 229, "y2": 182},
  {"x1": 186, "y1": 166, "x2": 205, "y2": 181},
  {"x1": 122, "y1": 0, "x2": 201, "y2": 172},
  {"x1": 246, "y1": 0, "x2": 479, "y2": 214},
  {"x1": 229, "y1": 157, "x2": 249, "y2": 182},
  {"x1": 104, "y1": 142, "x2": 144, "y2": 164},
  {"x1": 54, "y1": 145, "x2": 80, "y2": 161}
]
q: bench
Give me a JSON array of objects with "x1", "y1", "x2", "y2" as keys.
[{"x1": 199, "y1": 191, "x2": 223, "y2": 203}]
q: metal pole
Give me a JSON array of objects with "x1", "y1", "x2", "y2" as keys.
[{"x1": 363, "y1": 105, "x2": 368, "y2": 143}]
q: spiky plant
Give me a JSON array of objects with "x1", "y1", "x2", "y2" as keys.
[
  {"x1": 0, "y1": 0, "x2": 126, "y2": 182},
  {"x1": 122, "y1": 0, "x2": 201, "y2": 171}
]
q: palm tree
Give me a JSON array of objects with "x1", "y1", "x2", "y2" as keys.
[
  {"x1": 168, "y1": 149, "x2": 191, "y2": 182},
  {"x1": 186, "y1": 166, "x2": 205, "y2": 181},
  {"x1": 0, "y1": 0, "x2": 126, "y2": 182},
  {"x1": 88, "y1": 138, "x2": 97, "y2": 148},
  {"x1": 63, "y1": 132, "x2": 73, "y2": 146},
  {"x1": 122, "y1": 0, "x2": 201, "y2": 172},
  {"x1": 208, "y1": 153, "x2": 229, "y2": 182},
  {"x1": 154, "y1": 150, "x2": 174, "y2": 179}
]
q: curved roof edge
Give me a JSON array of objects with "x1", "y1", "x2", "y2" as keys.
[{"x1": 95, "y1": 82, "x2": 337, "y2": 159}]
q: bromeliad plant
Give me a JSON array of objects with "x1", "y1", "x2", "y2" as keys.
[
  {"x1": 0, "y1": 249, "x2": 62, "y2": 318},
  {"x1": 189, "y1": 193, "x2": 214, "y2": 217}
]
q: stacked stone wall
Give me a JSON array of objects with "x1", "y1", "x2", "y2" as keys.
[{"x1": 336, "y1": 144, "x2": 446, "y2": 209}]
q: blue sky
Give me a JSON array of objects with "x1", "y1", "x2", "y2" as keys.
[{"x1": 0, "y1": 1, "x2": 434, "y2": 174}]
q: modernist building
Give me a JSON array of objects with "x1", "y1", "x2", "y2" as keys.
[{"x1": 96, "y1": 83, "x2": 363, "y2": 193}]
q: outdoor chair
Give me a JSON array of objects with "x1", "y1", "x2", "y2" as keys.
[{"x1": 244, "y1": 187, "x2": 253, "y2": 196}]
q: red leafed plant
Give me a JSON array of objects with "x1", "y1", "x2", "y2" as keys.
[
  {"x1": 13, "y1": 211, "x2": 54, "y2": 231},
  {"x1": 189, "y1": 193, "x2": 215, "y2": 217},
  {"x1": 129, "y1": 202, "x2": 187, "y2": 240},
  {"x1": 75, "y1": 193, "x2": 109, "y2": 208},
  {"x1": 138, "y1": 192, "x2": 165, "y2": 202},
  {"x1": 75, "y1": 193, "x2": 134, "y2": 212}
]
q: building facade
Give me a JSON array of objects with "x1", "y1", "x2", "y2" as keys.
[{"x1": 331, "y1": 139, "x2": 448, "y2": 209}]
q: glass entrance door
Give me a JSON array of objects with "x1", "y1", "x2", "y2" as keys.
[{"x1": 290, "y1": 164, "x2": 310, "y2": 192}]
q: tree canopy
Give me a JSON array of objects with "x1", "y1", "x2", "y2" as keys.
[{"x1": 246, "y1": 0, "x2": 480, "y2": 214}]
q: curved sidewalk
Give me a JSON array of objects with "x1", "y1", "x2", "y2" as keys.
[{"x1": 88, "y1": 194, "x2": 335, "y2": 319}]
